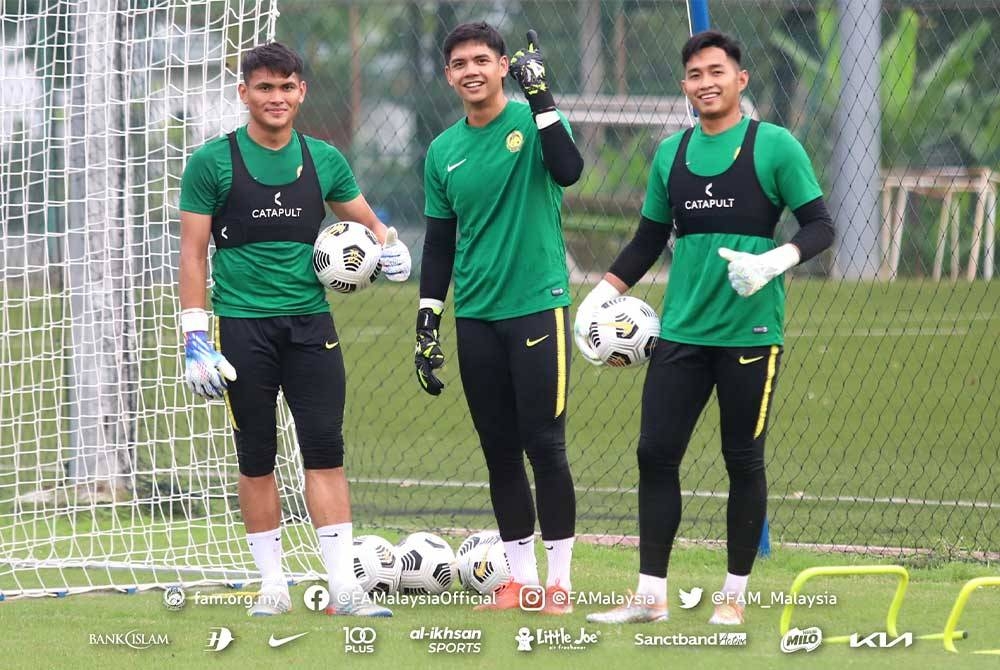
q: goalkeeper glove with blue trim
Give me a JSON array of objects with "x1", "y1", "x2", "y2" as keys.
[{"x1": 182, "y1": 308, "x2": 237, "y2": 399}]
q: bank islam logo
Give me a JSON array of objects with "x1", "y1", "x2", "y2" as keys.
[
  {"x1": 205, "y1": 627, "x2": 235, "y2": 652},
  {"x1": 89, "y1": 631, "x2": 170, "y2": 650},
  {"x1": 678, "y1": 587, "x2": 704, "y2": 609},
  {"x1": 515, "y1": 626, "x2": 600, "y2": 652},
  {"x1": 163, "y1": 585, "x2": 185, "y2": 611},
  {"x1": 781, "y1": 626, "x2": 823, "y2": 653}
]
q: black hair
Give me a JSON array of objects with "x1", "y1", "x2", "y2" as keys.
[
  {"x1": 241, "y1": 41, "x2": 304, "y2": 82},
  {"x1": 442, "y1": 21, "x2": 506, "y2": 65},
  {"x1": 681, "y1": 30, "x2": 742, "y2": 67}
]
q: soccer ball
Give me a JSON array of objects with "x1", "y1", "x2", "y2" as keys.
[
  {"x1": 456, "y1": 530, "x2": 501, "y2": 559},
  {"x1": 457, "y1": 540, "x2": 510, "y2": 595},
  {"x1": 352, "y1": 535, "x2": 401, "y2": 595},
  {"x1": 313, "y1": 221, "x2": 382, "y2": 293},
  {"x1": 396, "y1": 532, "x2": 456, "y2": 594},
  {"x1": 588, "y1": 295, "x2": 661, "y2": 368}
]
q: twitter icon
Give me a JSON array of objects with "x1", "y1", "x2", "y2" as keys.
[{"x1": 678, "y1": 587, "x2": 703, "y2": 609}]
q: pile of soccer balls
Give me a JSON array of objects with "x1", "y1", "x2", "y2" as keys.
[{"x1": 351, "y1": 531, "x2": 510, "y2": 596}]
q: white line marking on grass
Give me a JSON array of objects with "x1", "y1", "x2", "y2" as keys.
[
  {"x1": 349, "y1": 477, "x2": 1000, "y2": 510},
  {"x1": 787, "y1": 327, "x2": 969, "y2": 337}
]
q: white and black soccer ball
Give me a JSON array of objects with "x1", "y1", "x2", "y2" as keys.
[
  {"x1": 352, "y1": 535, "x2": 401, "y2": 595},
  {"x1": 588, "y1": 295, "x2": 661, "y2": 368},
  {"x1": 313, "y1": 221, "x2": 382, "y2": 293},
  {"x1": 396, "y1": 532, "x2": 455, "y2": 594},
  {"x1": 456, "y1": 530, "x2": 502, "y2": 560},
  {"x1": 457, "y1": 540, "x2": 510, "y2": 595}
]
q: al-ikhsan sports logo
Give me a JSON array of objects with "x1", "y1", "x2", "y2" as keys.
[{"x1": 506, "y1": 130, "x2": 524, "y2": 152}]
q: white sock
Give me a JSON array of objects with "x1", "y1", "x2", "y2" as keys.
[
  {"x1": 317, "y1": 522, "x2": 358, "y2": 591},
  {"x1": 246, "y1": 528, "x2": 285, "y2": 590},
  {"x1": 543, "y1": 537, "x2": 574, "y2": 590},
  {"x1": 721, "y1": 572, "x2": 749, "y2": 596},
  {"x1": 503, "y1": 535, "x2": 540, "y2": 585},
  {"x1": 636, "y1": 573, "x2": 667, "y2": 606}
]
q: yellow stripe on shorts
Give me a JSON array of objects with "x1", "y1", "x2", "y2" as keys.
[
  {"x1": 555, "y1": 307, "x2": 566, "y2": 418},
  {"x1": 753, "y1": 345, "x2": 780, "y2": 439},
  {"x1": 215, "y1": 318, "x2": 239, "y2": 431}
]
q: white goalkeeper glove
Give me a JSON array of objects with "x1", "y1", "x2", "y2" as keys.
[
  {"x1": 573, "y1": 279, "x2": 622, "y2": 366},
  {"x1": 718, "y1": 244, "x2": 801, "y2": 298},
  {"x1": 380, "y1": 226, "x2": 411, "y2": 282},
  {"x1": 181, "y1": 308, "x2": 237, "y2": 399}
]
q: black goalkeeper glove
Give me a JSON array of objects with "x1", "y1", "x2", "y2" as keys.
[
  {"x1": 509, "y1": 29, "x2": 556, "y2": 115},
  {"x1": 415, "y1": 306, "x2": 445, "y2": 396}
]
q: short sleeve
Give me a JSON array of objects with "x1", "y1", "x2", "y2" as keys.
[
  {"x1": 773, "y1": 129, "x2": 823, "y2": 211},
  {"x1": 640, "y1": 139, "x2": 674, "y2": 224},
  {"x1": 423, "y1": 143, "x2": 455, "y2": 219},
  {"x1": 322, "y1": 145, "x2": 362, "y2": 203},
  {"x1": 179, "y1": 146, "x2": 221, "y2": 215}
]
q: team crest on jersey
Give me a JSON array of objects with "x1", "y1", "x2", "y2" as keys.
[{"x1": 505, "y1": 130, "x2": 524, "y2": 153}]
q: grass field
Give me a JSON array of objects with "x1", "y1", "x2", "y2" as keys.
[
  {"x1": 1, "y1": 541, "x2": 998, "y2": 669},
  {"x1": 1, "y1": 278, "x2": 998, "y2": 668}
]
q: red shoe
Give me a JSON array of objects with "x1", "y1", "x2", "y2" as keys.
[
  {"x1": 541, "y1": 582, "x2": 573, "y2": 615},
  {"x1": 474, "y1": 579, "x2": 527, "y2": 611}
]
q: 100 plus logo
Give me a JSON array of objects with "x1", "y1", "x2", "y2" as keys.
[{"x1": 343, "y1": 626, "x2": 376, "y2": 654}]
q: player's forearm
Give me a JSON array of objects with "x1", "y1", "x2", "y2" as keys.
[
  {"x1": 537, "y1": 114, "x2": 584, "y2": 187},
  {"x1": 419, "y1": 216, "x2": 457, "y2": 302},
  {"x1": 607, "y1": 216, "x2": 672, "y2": 288},
  {"x1": 788, "y1": 196, "x2": 835, "y2": 263},
  {"x1": 178, "y1": 246, "x2": 209, "y2": 311}
]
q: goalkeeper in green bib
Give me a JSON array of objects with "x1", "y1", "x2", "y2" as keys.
[
  {"x1": 580, "y1": 31, "x2": 834, "y2": 625},
  {"x1": 178, "y1": 42, "x2": 410, "y2": 618},
  {"x1": 415, "y1": 22, "x2": 584, "y2": 614}
]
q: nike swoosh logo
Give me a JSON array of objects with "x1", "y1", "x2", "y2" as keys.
[
  {"x1": 525, "y1": 335, "x2": 549, "y2": 347},
  {"x1": 517, "y1": 539, "x2": 532, "y2": 545},
  {"x1": 318, "y1": 533, "x2": 338, "y2": 538},
  {"x1": 544, "y1": 544, "x2": 554, "y2": 551},
  {"x1": 446, "y1": 159, "x2": 467, "y2": 172},
  {"x1": 324, "y1": 341, "x2": 339, "y2": 350},
  {"x1": 268, "y1": 632, "x2": 308, "y2": 648},
  {"x1": 739, "y1": 355, "x2": 764, "y2": 365}
]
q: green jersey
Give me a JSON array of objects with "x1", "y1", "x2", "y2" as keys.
[
  {"x1": 424, "y1": 100, "x2": 572, "y2": 320},
  {"x1": 641, "y1": 117, "x2": 822, "y2": 346},
  {"x1": 179, "y1": 125, "x2": 361, "y2": 317}
]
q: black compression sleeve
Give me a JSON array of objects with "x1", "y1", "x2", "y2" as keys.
[
  {"x1": 419, "y1": 216, "x2": 457, "y2": 301},
  {"x1": 788, "y1": 197, "x2": 835, "y2": 263},
  {"x1": 539, "y1": 122, "x2": 584, "y2": 187},
  {"x1": 608, "y1": 216, "x2": 672, "y2": 288}
]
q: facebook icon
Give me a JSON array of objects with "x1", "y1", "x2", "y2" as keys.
[{"x1": 303, "y1": 584, "x2": 331, "y2": 612}]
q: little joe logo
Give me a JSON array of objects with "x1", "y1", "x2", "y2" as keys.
[{"x1": 516, "y1": 626, "x2": 600, "y2": 652}]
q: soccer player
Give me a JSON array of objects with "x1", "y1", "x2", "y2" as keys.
[
  {"x1": 415, "y1": 22, "x2": 584, "y2": 614},
  {"x1": 581, "y1": 31, "x2": 834, "y2": 625},
  {"x1": 178, "y1": 42, "x2": 410, "y2": 617}
]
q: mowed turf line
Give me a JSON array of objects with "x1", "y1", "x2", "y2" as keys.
[
  {"x1": 1, "y1": 279, "x2": 997, "y2": 550},
  {"x1": 1, "y1": 542, "x2": 999, "y2": 670}
]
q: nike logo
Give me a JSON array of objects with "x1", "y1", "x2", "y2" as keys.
[
  {"x1": 446, "y1": 159, "x2": 467, "y2": 172},
  {"x1": 525, "y1": 335, "x2": 549, "y2": 347},
  {"x1": 324, "y1": 341, "x2": 339, "y2": 350},
  {"x1": 517, "y1": 539, "x2": 532, "y2": 545},
  {"x1": 268, "y1": 632, "x2": 308, "y2": 648},
  {"x1": 544, "y1": 544, "x2": 554, "y2": 551},
  {"x1": 739, "y1": 355, "x2": 764, "y2": 365},
  {"x1": 318, "y1": 533, "x2": 338, "y2": 538}
]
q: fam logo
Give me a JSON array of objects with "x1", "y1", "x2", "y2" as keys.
[
  {"x1": 163, "y1": 585, "x2": 185, "y2": 611},
  {"x1": 780, "y1": 626, "x2": 822, "y2": 653},
  {"x1": 515, "y1": 626, "x2": 600, "y2": 652},
  {"x1": 506, "y1": 130, "x2": 524, "y2": 153}
]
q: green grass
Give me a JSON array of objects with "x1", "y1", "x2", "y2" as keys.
[{"x1": 1, "y1": 542, "x2": 998, "y2": 669}]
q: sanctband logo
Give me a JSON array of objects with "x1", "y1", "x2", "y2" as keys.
[
  {"x1": 781, "y1": 626, "x2": 823, "y2": 653},
  {"x1": 89, "y1": 630, "x2": 170, "y2": 650}
]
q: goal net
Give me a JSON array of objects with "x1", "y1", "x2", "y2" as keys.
[{"x1": 0, "y1": 0, "x2": 330, "y2": 599}]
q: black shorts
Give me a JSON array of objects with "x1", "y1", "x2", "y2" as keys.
[{"x1": 217, "y1": 313, "x2": 346, "y2": 476}]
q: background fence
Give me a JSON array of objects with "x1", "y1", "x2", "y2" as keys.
[{"x1": 1, "y1": 0, "x2": 998, "y2": 596}]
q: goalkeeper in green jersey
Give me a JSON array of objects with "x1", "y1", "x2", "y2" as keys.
[
  {"x1": 178, "y1": 42, "x2": 410, "y2": 618},
  {"x1": 579, "y1": 31, "x2": 834, "y2": 625},
  {"x1": 415, "y1": 22, "x2": 584, "y2": 614}
]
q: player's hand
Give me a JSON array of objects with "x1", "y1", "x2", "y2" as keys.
[
  {"x1": 415, "y1": 306, "x2": 445, "y2": 396},
  {"x1": 573, "y1": 279, "x2": 622, "y2": 366},
  {"x1": 718, "y1": 244, "x2": 800, "y2": 297},
  {"x1": 509, "y1": 29, "x2": 556, "y2": 114},
  {"x1": 381, "y1": 226, "x2": 411, "y2": 282},
  {"x1": 184, "y1": 331, "x2": 237, "y2": 399}
]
